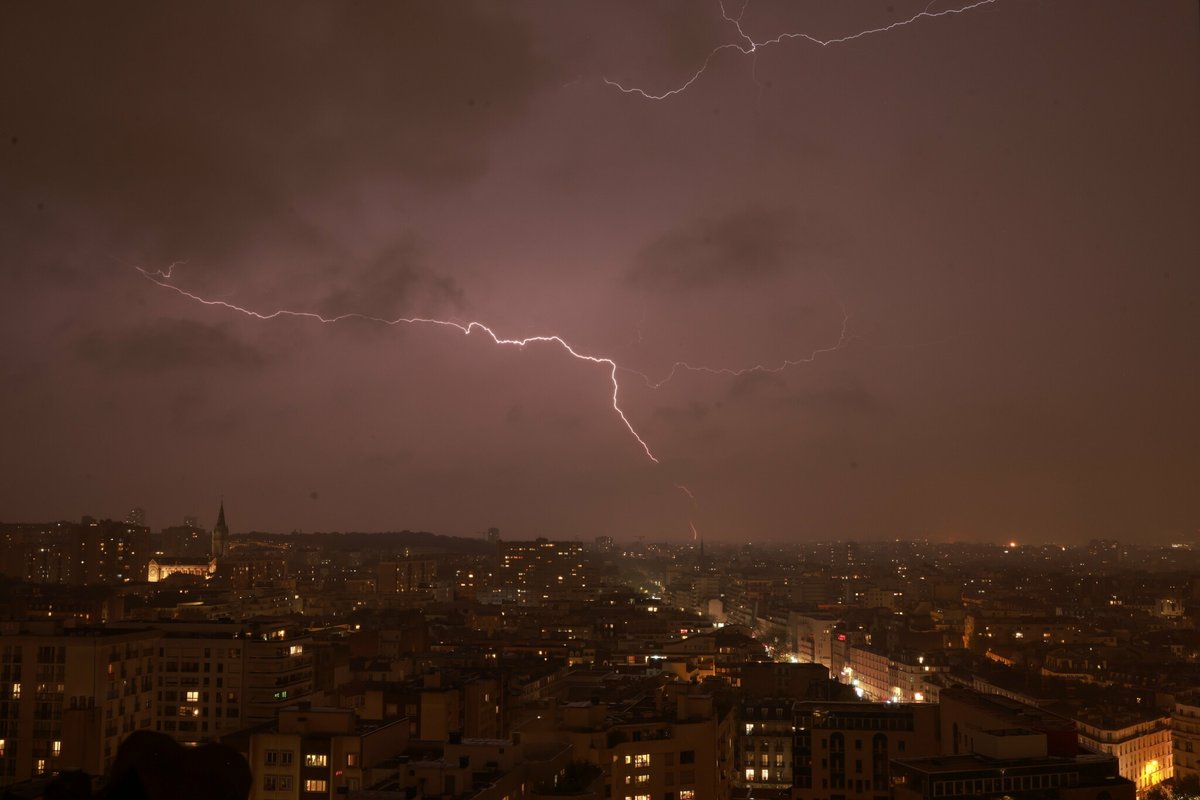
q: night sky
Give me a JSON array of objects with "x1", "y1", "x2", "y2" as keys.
[{"x1": 2, "y1": 1, "x2": 1196, "y2": 543}]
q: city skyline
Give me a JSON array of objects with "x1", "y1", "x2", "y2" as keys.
[{"x1": 2, "y1": 1, "x2": 1197, "y2": 542}]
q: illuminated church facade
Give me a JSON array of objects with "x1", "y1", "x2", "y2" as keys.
[{"x1": 146, "y1": 501, "x2": 227, "y2": 583}]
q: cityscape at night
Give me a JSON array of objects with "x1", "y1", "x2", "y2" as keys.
[{"x1": 1, "y1": 1, "x2": 1196, "y2": 799}]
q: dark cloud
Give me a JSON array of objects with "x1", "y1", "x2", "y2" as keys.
[
  {"x1": 321, "y1": 239, "x2": 465, "y2": 320},
  {"x1": 726, "y1": 370, "x2": 788, "y2": 401},
  {"x1": 77, "y1": 319, "x2": 265, "y2": 373},
  {"x1": 503, "y1": 403, "x2": 583, "y2": 432},
  {"x1": 0, "y1": 2, "x2": 553, "y2": 265},
  {"x1": 786, "y1": 375, "x2": 885, "y2": 418},
  {"x1": 653, "y1": 401, "x2": 712, "y2": 425},
  {"x1": 629, "y1": 206, "x2": 799, "y2": 291}
]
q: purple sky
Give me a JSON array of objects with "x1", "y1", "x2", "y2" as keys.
[{"x1": 2, "y1": 1, "x2": 1197, "y2": 543}]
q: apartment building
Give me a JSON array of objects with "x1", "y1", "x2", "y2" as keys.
[
  {"x1": 793, "y1": 701, "x2": 940, "y2": 800},
  {"x1": 240, "y1": 706, "x2": 407, "y2": 799},
  {"x1": 0, "y1": 623, "x2": 157, "y2": 786}
]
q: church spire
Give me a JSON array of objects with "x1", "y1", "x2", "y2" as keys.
[{"x1": 212, "y1": 499, "x2": 229, "y2": 559}]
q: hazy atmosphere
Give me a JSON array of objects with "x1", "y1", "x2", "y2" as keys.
[{"x1": 2, "y1": 0, "x2": 1196, "y2": 542}]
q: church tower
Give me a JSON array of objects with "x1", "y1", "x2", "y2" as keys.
[{"x1": 212, "y1": 501, "x2": 229, "y2": 559}]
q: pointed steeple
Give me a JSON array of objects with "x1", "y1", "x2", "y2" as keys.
[{"x1": 212, "y1": 499, "x2": 229, "y2": 559}]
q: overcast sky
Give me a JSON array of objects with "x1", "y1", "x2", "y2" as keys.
[{"x1": 2, "y1": 1, "x2": 1196, "y2": 543}]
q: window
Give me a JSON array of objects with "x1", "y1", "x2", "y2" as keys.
[
  {"x1": 265, "y1": 750, "x2": 278, "y2": 766},
  {"x1": 280, "y1": 751, "x2": 294, "y2": 766},
  {"x1": 304, "y1": 779, "x2": 327, "y2": 792},
  {"x1": 264, "y1": 776, "x2": 276, "y2": 791},
  {"x1": 52, "y1": 741, "x2": 61, "y2": 757},
  {"x1": 745, "y1": 769, "x2": 755, "y2": 781},
  {"x1": 679, "y1": 792, "x2": 695, "y2": 800},
  {"x1": 0, "y1": 739, "x2": 5, "y2": 756},
  {"x1": 289, "y1": 645, "x2": 303, "y2": 655},
  {"x1": 636, "y1": 775, "x2": 650, "y2": 784},
  {"x1": 346, "y1": 753, "x2": 359, "y2": 767},
  {"x1": 35, "y1": 759, "x2": 46, "y2": 774},
  {"x1": 279, "y1": 776, "x2": 293, "y2": 790},
  {"x1": 679, "y1": 751, "x2": 695, "y2": 765},
  {"x1": 634, "y1": 754, "x2": 651, "y2": 768},
  {"x1": 305, "y1": 753, "x2": 327, "y2": 767},
  {"x1": 11, "y1": 683, "x2": 19, "y2": 699}
]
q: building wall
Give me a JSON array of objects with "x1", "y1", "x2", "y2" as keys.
[
  {"x1": 155, "y1": 635, "x2": 247, "y2": 743},
  {"x1": 0, "y1": 628, "x2": 158, "y2": 786},
  {"x1": 793, "y1": 702, "x2": 940, "y2": 800},
  {"x1": 1173, "y1": 697, "x2": 1200, "y2": 781},
  {"x1": 1075, "y1": 716, "x2": 1172, "y2": 796},
  {"x1": 610, "y1": 717, "x2": 730, "y2": 800}
]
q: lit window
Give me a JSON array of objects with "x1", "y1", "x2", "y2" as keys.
[
  {"x1": 304, "y1": 779, "x2": 327, "y2": 792},
  {"x1": 624, "y1": 755, "x2": 632, "y2": 764},
  {"x1": 52, "y1": 740, "x2": 61, "y2": 757},
  {"x1": 36, "y1": 759, "x2": 46, "y2": 774},
  {"x1": 346, "y1": 753, "x2": 359, "y2": 767},
  {"x1": 679, "y1": 792, "x2": 695, "y2": 800},
  {"x1": 11, "y1": 683, "x2": 19, "y2": 699},
  {"x1": 636, "y1": 775, "x2": 650, "y2": 784},
  {"x1": 0, "y1": 739, "x2": 5, "y2": 756},
  {"x1": 289, "y1": 645, "x2": 303, "y2": 655},
  {"x1": 745, "y1": 768, "x2": 755, "y2": 781},
  {"x1": 186, "y1": 691, "x2": 199, "y2": 702},
  {"x1": 633, "y1": 754, "x2": 651, "y2": 768},
  {"x1": 305, "y1": 753, "x2": 328, "y2": 767}
]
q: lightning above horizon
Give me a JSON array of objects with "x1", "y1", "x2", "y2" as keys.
[
  {"x1": 135, "y1": 265, "x2": 660, "y2": 463},
  {"x1": 643, "y1": 307, "x2": 853, "y2": 390},
  {"x1": 136, "y1": 265, "x2": 853, "y2": 474},
  {"x1": 603, "y1": 0, "x2": 1001, "y2": 100}
]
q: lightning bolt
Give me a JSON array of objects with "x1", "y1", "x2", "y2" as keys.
[
  {"x1": 138, "y1": 265, "x2": 855, "y2": 541},
  {"x1": 146, "y1": 260, "x2": 187, "y2": 280},
  {"x1": 603, "y1": 0, "x2": 1000, "y2": 100},
  {"x1": 135, "y1": 266, "x2": 659, "y2": 463},
  {"x1": 646, "y1": 307, "x2": 853, "y2": 389}
]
